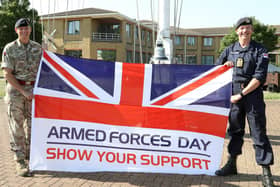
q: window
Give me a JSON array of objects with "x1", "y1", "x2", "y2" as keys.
[
  {"x1": 175, "y1": 36, "x2": 181, "y2": 45},
  {"x1": 269, "y1": 54, "x2": 276, "y2": 65},
  {"x1": 97, "y1": 50, "x2": 116, "y2": 62},
  {"x1": 142, "y1": 53, "x2": 146, "y2": 63},
  {"x1": 64, "y1": 50, "x2": 82, "y2": 58},
  {"x1": 141, "y1": 30, "x2": 145, "y2": 40},
  {"x1": 135, "y1": 52, "x2": 140, "y2": 63},
  {"x1": 186, "y1": 55, "x2": 197, "y2": 64},
  {"x1": 147, "y1": 53, "x2": 152, "y2": 63},
  {"x1": 147, "y1": 32, "x2": 151, "y2": 42},
  {"x1": 202, "y1": 56, "x2": 214, "y2": 65},
  {"x1": 126, "y1": 51, "x2": 132, "y2": 63},
  {"x1": 203, "y1": 37, "x2": 213, "y2": 46},
  {"x1": 126, "y1": 24, "x2": 131, "y2": 38},
  {"x1": 98, "y1": 23, "x2": 120, "y2": 34},
  {"x1": 187, "y1": 37, "x2": 195, "y2": 46},
  {"x1": 176, "y1": 54, "x2": 183, "y2": 64},
  {"x1": 67, "y1": 20, "x2": 80, "y2": 35},
  {"x1": 135, "y1": 26, "x2": 139, "y2": 39},
  {"x1": 112, "y1": 24, "x2": 120, "y2": 33}
]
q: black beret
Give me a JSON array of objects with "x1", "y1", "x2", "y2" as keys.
[
  {"x1": 15, "y1": 18, "x2": 30, "y2": 28},
  {"x1": 235, "y1": 17, "x2": 252, "y2": 29}
]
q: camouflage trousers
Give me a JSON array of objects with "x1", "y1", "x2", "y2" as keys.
[{"x1": 7, "y1": 94, "x2": 32, "y2": 161}]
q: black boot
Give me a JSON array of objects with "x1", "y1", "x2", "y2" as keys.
[
  {"x1": 215, "y1": 156, "x2": 237, "y2": 176},
  {"x1": 262, "y1": 166, "x2": 274, "y2": 187}
]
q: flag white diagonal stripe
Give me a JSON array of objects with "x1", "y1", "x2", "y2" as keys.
[
  {"x1": 150, "y1": 65, "x2": 222, "y2": 104},
  {"x1": 165, "y1": 68, "x2": 232, "y2": 106},
  {"x1": 45, "y1": 51, "x2": 114, "y2": 101}
]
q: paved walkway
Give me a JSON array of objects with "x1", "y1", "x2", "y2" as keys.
[{"x1": 0, "y1": 99, "x2": 279, "y2": 187}]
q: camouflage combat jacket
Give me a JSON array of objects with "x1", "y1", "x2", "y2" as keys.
[
  {"x1": 1, "y1": 39, "x2": 42, "y2": 101},
  {"x1": 1, "y1": 39, "x2": 42, "y2": 81}
]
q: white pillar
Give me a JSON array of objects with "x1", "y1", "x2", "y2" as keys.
[
  {"x1": 158, "y1": 0, "x2": 170, "y2": 39},
  {"x1": 152, "y1": 0, "x2": 173, "y2": 64}
]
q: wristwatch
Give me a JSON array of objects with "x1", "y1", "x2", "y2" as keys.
[{"x1": 240, "y1": 92, "x2": 245, "y2": 97}]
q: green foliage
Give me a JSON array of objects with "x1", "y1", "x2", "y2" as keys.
[
  {"x1": 218, "y1": 17, "x2": 279, "y2": 54},
  {"x1": 0, "y1": 71, "x2": 5, "y2": 98},
  {"x1": 218, "y1": 30, "x2": 238, "y2": 54},
  {"x1": 0, "y1": 0, "x2": 42, "y2": 54}
]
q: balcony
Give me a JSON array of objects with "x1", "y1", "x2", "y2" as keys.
[{"x1": 92, "y1": 32, "x2": 121, "y2": 42}]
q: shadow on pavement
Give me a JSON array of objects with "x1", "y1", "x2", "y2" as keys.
[{"x1": 32, "y1": 171, "x2": 280, "y2": 187}]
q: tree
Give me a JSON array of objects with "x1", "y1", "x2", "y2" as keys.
[
  {"x1": 218, "y1": 17, "x2": 279, "y2": 54},
  {"x1": 0, "y1": 0, "x2": 42, "y2": 54}
]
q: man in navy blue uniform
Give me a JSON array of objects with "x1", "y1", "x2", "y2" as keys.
[{"x1": 215, "y1": 17, "x2": 274, "y2": 187}]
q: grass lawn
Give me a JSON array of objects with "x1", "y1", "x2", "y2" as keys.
[
  {"x1": 264, "y1": 91, "x2": 280, "y2": 100},
  {"x1": 0, "y1": 71, "x2": 5, "y2": 98}
]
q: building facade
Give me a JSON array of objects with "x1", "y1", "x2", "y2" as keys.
[{"x1": 41, "y1": 8, "x2": 280, "y2": 66}]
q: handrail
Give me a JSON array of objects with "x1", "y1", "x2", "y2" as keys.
[{"x1": 92, "y1": 32, "x2": 121, "y2": 41}]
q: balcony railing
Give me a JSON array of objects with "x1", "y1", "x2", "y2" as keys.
[{"x1": 92, "y1": 32, "x2": 121, "y2": 42}]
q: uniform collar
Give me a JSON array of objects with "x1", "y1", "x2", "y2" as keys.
[
  {"x1": 233, "y1": 41, "x2": 255, "y2": 52},
  {"x1": 16, "y1": 38, "x2": 31, "y2": 48}
]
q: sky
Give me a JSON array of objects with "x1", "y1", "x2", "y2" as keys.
[{"x1": 30, "y1": 0, "x2": 280, "y2": 29}]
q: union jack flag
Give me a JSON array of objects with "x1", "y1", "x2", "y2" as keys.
[{"x1": 31, "y1": 50, "x2": 232, "y2": 175}]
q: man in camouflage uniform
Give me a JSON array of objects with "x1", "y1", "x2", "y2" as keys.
[{"x1": 1, "y1": 18, "x2": 42, "y2": 177}]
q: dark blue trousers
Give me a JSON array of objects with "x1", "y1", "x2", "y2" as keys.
[{"x1": 227, "y1": 86, "x2": 274, "y2": 166}]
